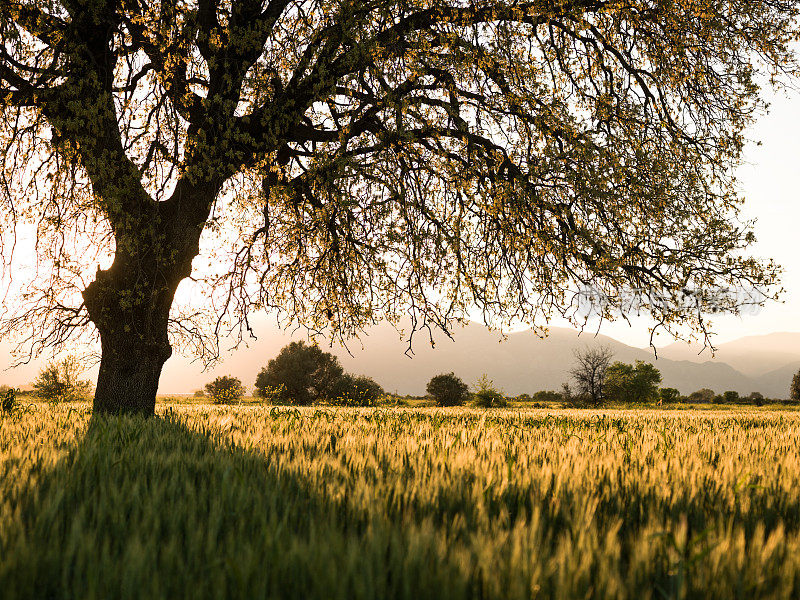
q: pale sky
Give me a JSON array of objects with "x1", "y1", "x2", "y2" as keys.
[
  {"x1": 568, "y1": 87, "x2": 800, "y2": 348},
  {"x1": 2, "y1": 87, "x2": 800, "y2": 388}
]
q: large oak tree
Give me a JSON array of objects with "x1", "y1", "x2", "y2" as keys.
[{"x1": 0, "y1": 0, "x2": 795, "y2": 414}]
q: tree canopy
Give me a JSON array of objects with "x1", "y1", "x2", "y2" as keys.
[
  {"x1": 0, "y1": 0, "x2": 797, "y2": 413},
  {"x1": 427, "y1": 372, "x2": 469, "y2": 406},
  {"x1": 254, "y1": 340, "x2": 344, "y2": 405},
  {"x1": 604, "y1": 360, "x2": 661, "y2": 403},
  {"x1": 569, "y1": 344, "x2": 613, "y2": 405}
]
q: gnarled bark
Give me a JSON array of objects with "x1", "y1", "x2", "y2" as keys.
[
  {"x1": 93, "y1": 331, "x2": 171, "y2": 415},
  {"x1": 82, "y1": 200, "x2": 208, "y2": 415},
  {"x1": 83, "y1": 260, "x2": 176, "y2": 415}
]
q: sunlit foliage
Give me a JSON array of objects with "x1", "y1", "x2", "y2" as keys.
[
  {"x1": 204, "y1": 374, "x2": 246, "y2": 403},
  {"x1": 604, "y1": 360, "x2": 662, "y2": 403},
  {"x1": 0, "y1": 0, "x2": 796, "y2": 384},
  {"x1": 32, "y1": 355, "x2": 93, "y2": 402}
]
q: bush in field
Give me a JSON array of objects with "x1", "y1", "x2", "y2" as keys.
[
  {"x1": 1, "y1": 386, "x2": 17, "y2": 413},
  {"x1": 426, "y1": 373, "x2": 469, "y2": 407},
  {"x1": 748, "y1": 391, "x2": 766, "y2": 406},
  {"x1": 473, "y1": 375, "x2": 507, "y2": 408},
  {"x1": 33, "y1": 356, "x2": 92, "y2": 402},
  {"x1": 722, "y1": 390, "x2": 740, "y2": 404},
  {"x1": 254, "y1": 384, "x2": 286, "y2": 404},
  {"x1": 688, "y1": 388, "x2": 715, "y2": 404},
  {"x1": 792, "y1": 370, "x2": 800, "y2": 402},
  {"x1": 193, "y1": 389, "x2": 205, "y2": 398},
  {"x1": 532, "y1": 390, "x2": 563, "y2": 403},
  {"x1": 255, "y1": 341, "x2": 343, "y2": 405},
  {"x1": 204, "y1": 376, "x2": 245, "y2": 404},
  {"x1": 328, "y1": 375, "x2": 384, "y2": 407},
  {"x1": 658, "y1": 388, "x2": 681, "y2": 404}
]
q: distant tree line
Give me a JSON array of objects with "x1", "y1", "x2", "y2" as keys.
[
  {"x1": 555, "y1": 346, "x2": 797, "y2": 407},
  {"x1": 195, "y1": 342, "x2": 385, "y2": 406},
  {"x1": 425, "y1": 373, "x2": 507, "y2": 408},
  {"x1": 11, "y1": 345, "x2": 800, "y2": 409}
]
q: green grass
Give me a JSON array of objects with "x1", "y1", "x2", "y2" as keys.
[{"x1": 3, "y1": 402, "x2": 800, "y2": 599}]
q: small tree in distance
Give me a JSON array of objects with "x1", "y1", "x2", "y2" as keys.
[
  {"x1": 473, "y1": 375, "x2": 507, "y2": 409},
  {"x1": 427, "y1": 373, "x2": 470, "y2": 407},
  {"x1": 33, "y1": 356, "x2": 92, "y2": 402},
  {"x1": 204, "y1": 376, "x2": 245, "y2": 404},
  {"x1": 604, "y1": 362, "x2": 634, "y2": 402},
  {"x1": 791, "y1": 370, "x2": 800, "y2": 402},
  {"x1": 659, "y1": 388, "x2": 681, "y2": 404},
  {"x1": 689, "y1": 388, "x2": 716, "y2": 404},
  {"x1": 722, "y1": 391, "x2": 741, "y2": 404},
  {"x1": 570, "y1": 346, "x2": 614, "y2": 406},
  {"x1": 604, "y1": 361, "x2": 662, "y2": 404},
  {"x1": 255, "y1": 342, "x2": 344, "y2": 406},
  {"x1": 329, "y1": 375, "x2": 384, "y2": 407}
]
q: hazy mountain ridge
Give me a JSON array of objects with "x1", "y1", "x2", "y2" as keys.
[
  {"x1": 157, "y1": 323, "x2": 798, "y2": 397},
  {"x1": 330, "y1": 324, "x2": 781, "y2": 397},
  {"x1": 656, "y1": 333, "x2": 800, "y2": 378},
  {"x1": 4, "y1": 324, "x2": 798, "y2": 397}
]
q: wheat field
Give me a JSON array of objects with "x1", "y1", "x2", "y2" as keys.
[{"x1": 2, "y1": 402, "x2": 800, "y2": 599}]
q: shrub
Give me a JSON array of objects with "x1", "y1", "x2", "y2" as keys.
[
  {"x1": 748, "y1": 391, "x2": 765, "y2": 406},
  {"x1": 204, "y1": 376, "x2": 245, "y2": 404},
  {"x1": 659, "y1": 388, "x2": 681, "y2": 404},
  {"x1": 722, "y1": 390, "x2": 740, "y2": 404},
  {"x1": 791, "y1": 370, "x2": 800, "y2": 402},
  {"x1": 532, "y1": 390, "x2": 563, "y2": 403},
  {"x1": 193, "y1": 389, "x2": 205, "y2": 398},
  {"x1": 328, "y1": 375, "x2": 384, "y2": 407},
  {"x1": 473, "y1": 375, "x2": 507, "y2": 408},
  {"x1": 1, "y1": 387, "x2": 17, "y2": 413},
  {"x1": 426, "y1": 373, "x2": 469, "y2": 407},
  {"x1": 255, "y1": 384, "x2": 285, "y2": 404},
  {"x1": 688, "y1": 388, "x2": 715, "y2": 404},
  {"x1": 33, "y1": 356, "x2": 92, "y2": 402},
  {"x1": 255, "y1": 341, "x2": 343, "y2": 405}
]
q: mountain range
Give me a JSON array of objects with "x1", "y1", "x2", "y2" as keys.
[
  {"x1": 155, "y1": 323, "x2": 800, "y2": 398},
  {"x1": 3, "y1": 321, "x2": 799, "y2": 397}
]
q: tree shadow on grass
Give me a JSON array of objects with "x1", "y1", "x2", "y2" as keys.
[
  {"x1": 6, "y1": 409, "x2": 800, "y2": 600},
  {"x1": 0, "y1": 411, "x2": 475, "y2": 600}
]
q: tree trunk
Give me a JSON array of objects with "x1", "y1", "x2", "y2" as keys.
[
  {"x1": 84, "y1": 269, "x2": 176, "y2": 414},
  {"x1": 92, "y1": 324, "x2": 172, "y2": 415},
  {"x1": 82, "y1": 207, "x2": 204, "y2": 415}
]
